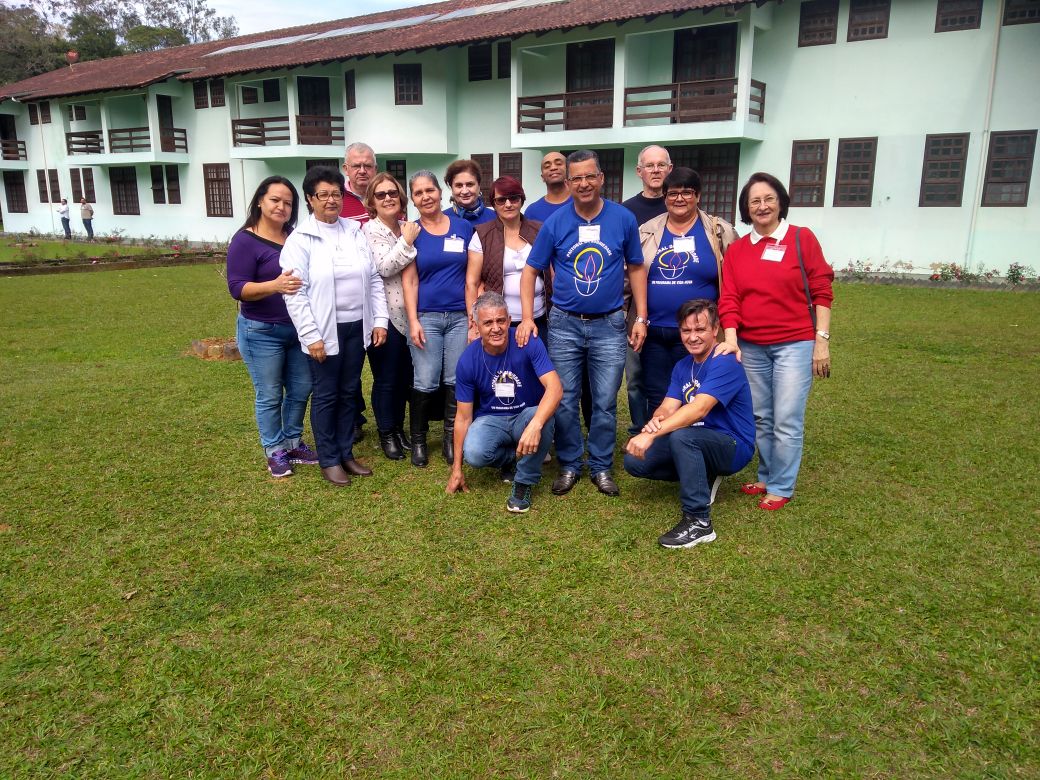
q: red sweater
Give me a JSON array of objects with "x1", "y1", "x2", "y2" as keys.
[
  {"x1": 718, "y1": 224, "x2": 834, "y2": 345},
  {"x1": 338, "y1": 189, "x2": 370, "y2": 225}
]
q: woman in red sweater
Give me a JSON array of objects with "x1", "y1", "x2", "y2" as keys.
[{"x1": 717, "y1": 173, "x2": 833, "y2": 510}]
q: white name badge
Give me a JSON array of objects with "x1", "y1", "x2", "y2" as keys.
[
  {"x1": 578, "y1": 224, "x2": 600, "y2": 243},
  {"x1": 444, "y1": 236, "x2": 465, "y2": 253},
  {"x1": 512, "y1": 257, "x2": 527, "y2": 271},
  {"x1": 761, "y1": 244, "x2": 787, "y2": 262},
  {"x1": 672, "y1": 236, "x2": 696, "y2": 255},
  {"x1": 494, "y1": 382, "x2": 515, "y2": 398}
]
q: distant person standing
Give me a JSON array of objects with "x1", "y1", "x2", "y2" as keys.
[
  {"x1": 524, "y1": 151, "x2": 571, "y2": 222},
  {"x1": 340, "y1": 141, "x2": 376, "y2": 226},
  {"x1": 57, "y1": 198, "x2": 71, "y2": 239},
  {"x1": 80, "y1": 198, "x2": 94, "y2": 241}
]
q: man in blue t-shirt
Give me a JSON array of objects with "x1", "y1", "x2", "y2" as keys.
[
  {"x1": 519, "y1": 149, "x2": 648, "y2": 499},
  {"x1": 524, "y1": 151, "x2": 572, "y2": 223},
  {"x1": 448, "y1": 292, "x2": 563, "y2": 513},
  {"x1": 624, "y1": 299, "x2": 755, "y2": 549}
]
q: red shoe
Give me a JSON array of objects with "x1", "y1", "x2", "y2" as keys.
[
  {"x1": 741, "y1": 482, "x2": 767, "y2": 495},
  {"x1": 758, "y1": 496, "x2": 791, "y2": 511}
]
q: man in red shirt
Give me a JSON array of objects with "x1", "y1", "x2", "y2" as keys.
[{"x1": 339, "y1": 141, "x2": 376, "y2": 225}]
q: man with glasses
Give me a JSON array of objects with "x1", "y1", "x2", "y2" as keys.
[
  {"x1": 340, "y1": 141, "x2": 377, "y2": 225},
  {"x1": 519, "y1": 150, "x2": 648, "y2": 497}
]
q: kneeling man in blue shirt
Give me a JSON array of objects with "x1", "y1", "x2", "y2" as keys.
[
  {"x1": 448, "y1": 291, "x2": 563, "y2": 512},
  {"x1": 624, "y1": 299, "x2": 755, "y2": 548}
]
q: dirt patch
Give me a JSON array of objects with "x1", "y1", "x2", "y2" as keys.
[{"x1": 189, "y1": 338, "x2": 241, "y2": 361}]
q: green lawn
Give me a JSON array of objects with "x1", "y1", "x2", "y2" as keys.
[
  {"x1": 0, "y1": 236, "x2": 161, "y2": 264},
  {"x1": 1, "y1": 266, "x2": 1038, "y2": 778}
]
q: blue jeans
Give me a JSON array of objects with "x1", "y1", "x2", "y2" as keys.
[
  {"x1": 740, "y1": 339, "x2": 815, "y2": 498},
  {"x1": 409, "y1": 310, "x2": 468, "y2": 392},
  {"x1": 547, "y1": 307, "x2": 628, "y2": 474},
  {"x1": 463, "y1": 407, "x2": 555, "y2": 485},
  {"x1": 368, "y1": 322, "x2": 412, "y2": 431},
  {"x1": 60, "y1": 217, "x2": 71, "y2": 238},
  {"x1": 623, "y1": 426, "x2": 751, "y2": 517},
  {"x1": 236, "y1": 314, "x2": 312, "y2": 457},
  {"x1": 83, "y1": 219, "x2": 93, "y2": 240},
  {"x1": 640, "y1": 325, "x2": 689, "y2": 419},
  {"x1": 308, "y1": 320, "x2": 365, "y2": 467}
]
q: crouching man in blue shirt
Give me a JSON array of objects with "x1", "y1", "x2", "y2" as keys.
[
  {"x1": 624, "y1": 299, "x2": 756, "y2": 548},
  {"x1": 447, "y1": 291, "x2": 563, "y2": 513}
]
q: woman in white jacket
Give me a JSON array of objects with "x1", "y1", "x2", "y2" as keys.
[{"x1": 280, "y1": 166, "x2": 389, "y2": 487}]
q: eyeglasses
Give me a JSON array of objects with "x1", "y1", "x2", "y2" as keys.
[
  {"x1": 748, "y1": 195, "x2": 779, "y2": 208},
  {"x1": 347, "y1": 163, "x2": 375, "y2": 171},
  {"x1": 665, "y1": 189, "x2": 697, "y2": 201},
  {"x1": 312, "y1": 191, "x2": 343, "y2": 202},
  {"x1": 492, "y1": 195, "x2": 523, "y2": 206},
  {"x1": 567, "y1": 173, "x2": 601, "y2": 185},
  {"x1": 373, "y1": 189, "x2": 399, "y2": 201},
  {"x1": 639, "y1": 163, "x2": 671, "y2": 171}
]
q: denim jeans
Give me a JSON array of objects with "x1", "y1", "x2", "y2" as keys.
[
  {"x1": 60, "y1": 217, "x2": 71, "y2": 239},
  {"x1": 463, "y1": 407, "x2": 555, "y2": 485},
  {"x1": 308, "y1": 320, "x2": 364, "y2": 467},
  {"x1": 623, "y1": 426, "x2": 750, "y2": 517},
  {"x1": 639, "y1": 325, "x2": 689, "y2": 421},
  {"x1": 83, "y1": 219, "x2": 93, "y2": 240},
  {"x1": 236, "y1": 314, "x2": 312, "y2": 456},
  {"x1": 625, "y1": 345, "x2": 648, "y2": 435},
  {"x1": 368, "y1": 322, "x2": 412, "y2": 431},
  {"x1": 547, "y1": 307, "x2": 628, "y2": 474},
  {"x1": 409, "y1": 310, "x2": 468, "y2": 392},
  {"x1": 739, "y1": 339, "x2": 815, "y2": 498}
]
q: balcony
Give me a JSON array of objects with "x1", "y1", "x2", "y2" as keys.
[
  {"x1": 518, "y1": 89, "x2": 613, "y2": 133},
  {"x1": 296, "y1": 115, "x2": 344, "y2": 146},
  {"x1": 159, "y1": 128, "x2": 188, "y2": 153},
  {"x1": 67, "y1": 131, "x2": 104, "y2": 155},
  {"x1": 1, "y1": 139, "x2": 26, "y2": 161},
  {"x1": 109, "y1": 127, "x2": 150, "y2": 153},
  {"x1": 231, "y1": 115, "x2": 345, "y2": 148},
  {"x1": 624, "y1": 78, "x2": 766, "y2": 125}
]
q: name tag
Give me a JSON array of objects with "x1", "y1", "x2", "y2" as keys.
[
  {"x1": 444, "y1": 236, "x2": 465, "y2": 253},
  {"x1": 672, "y1": 236, "x2": 696, "y2": 255},
  {"x1": 761, "y1": 244, "x2": 786, "y2": 262},
  {"x1": 512, "y1": 257, "x2": 527, "y2": 271},
  {"x1": 494, "y1": 382, "x2": 515, "y2": 399},
  {"x1": 332, "y1": 248, "x2": 355, "y2": 267},
  {"x1": 578, "y1": 224, "x2": 600, "y2": 243}
]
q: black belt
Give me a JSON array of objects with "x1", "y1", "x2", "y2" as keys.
[{"x1": 556, "y1": 306, "x2": 622, "y2": 321}]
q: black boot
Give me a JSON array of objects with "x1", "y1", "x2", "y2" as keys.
[
  {"x1": 442, "y1": 385, "x2": 457, "y2": 464},
  {"x1": 378, "y1": 429, "x2": 404, "y2": 460},
  {"x1": 410, "y1": 389, "x2": 431, "y2": 468},
  {"x1": 394, "y1": 426, "x2": 412, "y2": 452}
]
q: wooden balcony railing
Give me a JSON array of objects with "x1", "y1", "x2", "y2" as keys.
[
  {"x1": 66, "y1": 131, "x2": 104, "y2": 155},
  {"x1": 109, "y1": 127, "x2": 151, "y2": 153},
  {"x1": 296, "y1": 115, "x2": 344, "y2": 146},
  {"x1": 0, "y1": 139, "x2": 27, "y2": 161},
  {"x1": 159, "y1": 127, "x2": 188, "y2": 153},
  {"x1": 623, "y1": 78, "x2": 767, "y2": 125},
  {"x1": 232, "y1": 116, "x2": 290, "y2": 146},
  {"x1": 749, "y1": 79, "x2": 766, "y2": 122},
  {"x1": 517, "y1": 89, "x2": 613, "y2": 133}
]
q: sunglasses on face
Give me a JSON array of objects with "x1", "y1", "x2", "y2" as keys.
[
  {"x1": 492, "y1": 195, "x2": 522, "y2": 206},
  {"x1": 373, "y1": 189, "x2": 399, "y2": 201}
]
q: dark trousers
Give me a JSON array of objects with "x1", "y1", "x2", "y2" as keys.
[
  {"x1": 368, "y1": 322, "x2": 412, "y2": 432},
  {"x1": 308, "y1": 320, "x2": 364, "y2": 467},
  {"x1": 641, "y1": 326, "x2": 690, "y2": 417}
]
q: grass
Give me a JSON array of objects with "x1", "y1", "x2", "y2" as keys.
[
  {"x1": 1, "y1": 265, "x2": 1038, "y2": 777},
  {"x1": 0, "y1": 236, "x2": 161, "y2": 264}
]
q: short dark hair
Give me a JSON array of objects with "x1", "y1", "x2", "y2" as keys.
[
  {"x1": 241, "y1": 175, "x2": 300, "y2": 233},
  {"x1": 445, "y1": 159, "x2": 482, "y2": 186},
  {"x1": 566, "y1": 149, "x2": 600, "y2": 173},
  {"x1": 737, "y1": 172, "x2": 790, "y2": 226},
  {"x1": 301, "y1": 166, "x2": 345, "y2": 214},
  {"x1": 676, "y1": 298, "x2": 719, "y2": 329},
  {"x1": 492, "y1": 175, "x2": 525, "y2": 204},
  {"x1": 663, "y1": 167, "x2": 702, "y2": 195}
]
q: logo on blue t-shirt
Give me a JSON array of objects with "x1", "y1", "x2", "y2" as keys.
[
  {"x1": 569, "y1": 244, "x2": 607, "y2": 298},
  {"x1": 682, "y1": 378, "x2": 700, "y2": 404},
  {"x1": 655, "y1": 243, "x2": 700, "y2": 281},
  {"x1": 491, "y1": 369, "x2": 523, "y2": 408}
]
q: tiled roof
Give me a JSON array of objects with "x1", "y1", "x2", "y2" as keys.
[{"x1": 1, "y1": 0, "x2": 739, "y2": 101}]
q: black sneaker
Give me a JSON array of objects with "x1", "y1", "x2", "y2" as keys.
[
  {"x1": 499, "y1": 459, "x2": 516, "y2": 483},
  {"x1": 506, "y1": 482, "x2": 533, "y2": 513},
  {"x1": 658, "y1": 513, "x2": 716, "y2": 549}
]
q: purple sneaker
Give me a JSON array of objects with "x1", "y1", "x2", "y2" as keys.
[
  {"x1": 267, "y1": 450, "x2": 293, "y2": 478},
  {"x1": 286, "y1": 441, "x2": 319, "y2": 465}
]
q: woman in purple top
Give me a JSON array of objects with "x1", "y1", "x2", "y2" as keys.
[{"x1": 226, "y1": 176, "x2": 318, "y2": 478}]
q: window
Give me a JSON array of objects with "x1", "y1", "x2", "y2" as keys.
[
  {"x1": 193, "y1": 81, "x2": 209, "y2": 109},
  {"x1": 28, "y1": 102, "x2": 51, "y2": 125},
  {"x1": 67, "y1": 104, "x2": 86, "y2": 121},
  {"x1": 834, "y1": 137, "x2": 878, "y2": 206},
  {"x1": 110, "y1": 166, "x2": 140, "y2": 215},
  {"x1": 305, "y1": 159, "x2": 338, "y2": 171},
  {"x1": 28, "y1": 104, "x2": 39, "y2": 125},
  {"x1": 472, "y1": 153, "x2": 494, "y2": 202},
  {"x1": 799, "y1": 0, "x2": 839, "y2": 46},
  {"x1": 848, "y1": 0, "x2": 891, "y2": 40},
  {"x1": 203, "y1": 163, "x2": 233, "y2": 217},
  {"x1": 497, "y1": 41, "x2": 511, "y2": 79},
  {"x1": 919, "y1": 133, "x2": 969, "y2": 206},
  {"x1": 790, "y1": 140, "x2": 829, "y2": 207},
  {"x1": 48, "y1": 169, "x2": 60, "y2": 202},
  {"x1": 468, "y1": 44, "x2": 493, "y2": 81},
  {"x1": 982, "y1": 130, "x2": 1036, "y2": 206},
  {"x1": 936, "y1": 0, "x2": 983, "y2": 31},
  {"x1": 150, "y1": 165, "x2": 181, "y2": 205},
  {"x1": 263, "y1": 79, "x2": 280, "y2": 102},
  {"x1": 36, "y1": 170, "x2": 49, "y2": 203},
  {"x1": 38, "y1": 102, "x2": 51, "y2": 123},
  {"x1": 345, "y1": 70, "x2": 356, "y2": 111},
  {"x1": 385, "y1": 159, "x2": 407, "y2": 186},
  {"x1": 3, "y1": 171, "x2": 28, "y2": 213},
  {"x1": 70, "y1": 168, "x2": 96, "y2": 203},
  {"x1": 36, "y1": 169, "x2": 60, "y2": 203},
  {"x1": 1004, "y1": 0, "x2": 1040, "y2": 24},
  {"x1": 242, "y1": 86, "x2": 258, "y2": 105},
  {"x1": 209, "y1": 79, "x2": 226, "y2": 108},
  {"x1": 499, "y1": 152, "x2": 522, "y2": 185},
  {"x1": 394, "y1": 64, "x2": 422, "y2": 105}
]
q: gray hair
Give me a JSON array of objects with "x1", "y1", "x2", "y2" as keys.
[
  {"x1": 566, "y1": 149, "x2": 600, "y2": 173},
  {"x1": 345, "y1": 142, "x2": 377, "y2": 165},
  {"x1": 408, "y1": 169, "x2": 441, "y2": 194},
  {"x1": 472, "y1": 290, "x2": 508, "y2": 319},
  {"x1": 637, "y1": 144, "x2": 671, "y2": 167}
]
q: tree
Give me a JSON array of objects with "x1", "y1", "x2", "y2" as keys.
[
  {"x1": 0, "y1": 5, "x2": 67, "y2": 86},
  {"x1": 66, "y1": 11, "x2": 122, "y2": 62},
  {"x1": 123, "y1": 25, "x2": 190, "y2": 53}
]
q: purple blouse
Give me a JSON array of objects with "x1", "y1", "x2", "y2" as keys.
[{"x1": 226, "y1": 230, "x2": 291, "y2": 324}]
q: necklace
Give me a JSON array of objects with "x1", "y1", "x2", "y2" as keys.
[
  {"x1": 689, "y1": 352, "x2": 712, "y2": 390},
  {"x1": 481, "y1": 343, "x2": 510, "y2": 381}
]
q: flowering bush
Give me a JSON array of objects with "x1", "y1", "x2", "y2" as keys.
[{"x1": 1006, "y1": 262, "x2": 1036, "y2": 286}]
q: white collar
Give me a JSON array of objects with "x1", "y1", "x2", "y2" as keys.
[{"x1": 749, "y1": 219, "x2": 789, "y2": 245}]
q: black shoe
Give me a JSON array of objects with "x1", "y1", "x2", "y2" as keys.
[
  {"x1": 411, "y1": 436, "x2": 429, "y2": 467},
  {"x1": 590, "y1": 470, "x2": 620, "y2": 497},
  {"x1": 410, "y1": 389, "x2": 436, "y2": 468},
  {"x1": 499, "y1": 458, "x2": 516, "y2": 484},
  {"x1": 378, "y1": 429, "x2": 404, "y2": 460},
  {"x1": 506, "y1": 482, "x2": 533, "y2": 513},
  {"x1": 353, "y1": 425, "x2": 366, "y2": 443},
  {"x1": 658, "y1": 513, "x2": 716, "y2": 549},
  {"x1": 394, "y1": 426, "x2": 412, "y2": 451},
  {"x1": 442, "y1": 385, "x2": 457, "y2": 463},
  {"x1": 552, "y1": 470, "x2": 580, "y2": 495}
]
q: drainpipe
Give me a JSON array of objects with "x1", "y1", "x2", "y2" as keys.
[
  {"x1": 38, "y1": 108, "x2": 56, "y2": 236},
  {"x1": 965, "y1": 0, "x2": 1003, "y2": 269}
]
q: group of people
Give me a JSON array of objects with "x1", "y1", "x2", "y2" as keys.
[
  {"x1": 226, "y1": 141, "x2": 834, "y2": 548},
  {"x1": 56, "y1": 198, "x2": 95, "y2": 240}
]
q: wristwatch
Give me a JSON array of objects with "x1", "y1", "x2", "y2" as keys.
[
  {"x1": 816, "y1": 330, "x2": 830, "y2": 340},
  {"x1": 634, "y1": 316, "x2": 649, "y2": 325}
]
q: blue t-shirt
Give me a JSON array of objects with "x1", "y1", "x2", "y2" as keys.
[
  {"x1": 414, "y1": 216, "x2": 474, "y2": 312},
  {"x1": 455, "y1": 330, "x2": 556, "y2": 418},
  {"x1": 527, "y1": 200, "x2": 642, "y2": 314},
  {"x1": 665, "y1": 352, "x2": 756, "y2": 469},
  {"x1": 524, "y1": 196, "x2": 571, "y2": 223},
  {"x1": 648, "y1": 222, "x2": 719, "y2": 328}
]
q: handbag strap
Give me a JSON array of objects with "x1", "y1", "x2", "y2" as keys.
[{"x1": 794, "y1": 228, "x2": 817, "y2": 330}]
